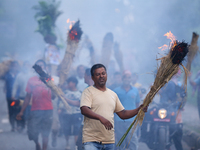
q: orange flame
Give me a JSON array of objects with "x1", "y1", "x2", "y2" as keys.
[
  {"x1": 69, "y1": 30, "x2": 78, "y2": 40},
  {"x1": 10, "y1": 101, "x2": 15, "y2": 106},
  {"x1": 66, "y1": 18, "x2": 75, "y2": 30},
  {"x1": 67, "y1": 18, "x2": 70, "y2": 23},
  {"x1": 46, "y1": 77, "x2": 54, "y2": 83},
  {"x1": 158, "y1": 44, "x2": 168, "y2": 51},
  {"x1": 159, "y1": 31, "x2": 176, "y2": 51},
  {"x1": 164, "y1": 31, "x2": 176, "y2": 42}
]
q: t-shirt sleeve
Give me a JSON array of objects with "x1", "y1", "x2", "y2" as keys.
[
  {"x1": 80, "y1": 88, "x2": 92, "y2": 108},
  {"x1": 26, "y1": 78, "x2": 32, "y2": 94},
  {"x1": 194, "y1": 77, "x2": 200, "y2": 86},
  {"x1": 114, "y1": 94, "x2": 124, "y2": 113}
]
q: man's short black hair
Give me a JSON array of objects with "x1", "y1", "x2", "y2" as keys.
[
  {"x1": 67, "y1": 76, "x2": 78, "y2": 86},
  {"x1": 91, "y1": 64, "x2": 106, "y2": 77},
  {"x1": 35, "y1": 59, "x2": 46, "y2": 68}
]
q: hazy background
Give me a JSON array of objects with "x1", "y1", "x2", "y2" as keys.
[{"x1": 0, "y1": 0, "x2": 200, "y2": 85}]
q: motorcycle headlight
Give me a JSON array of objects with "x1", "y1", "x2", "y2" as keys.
[{"x1": 158, "y1": 108, "x2": 167, "y2": 119}]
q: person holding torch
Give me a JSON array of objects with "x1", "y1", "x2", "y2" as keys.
[
  {"x1": 80, "y1": 64, "x2": 148, "y2": 150},
  {"x1": 16, "y1": 59, "x2": 53, "y2": 150}
]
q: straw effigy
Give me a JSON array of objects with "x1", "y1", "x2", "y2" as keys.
[
  {"x1": 101, "y1": 32, "x2": 114, "y2": 68},
  {"x1": 33, "y1": 64, "x2": 71, "y2": 112},
  {"x1": 113, "y1": 42, "x2": 124, "y2": 73},
  {"x1": 58, "y1": 20, "x2": 83, "y2": 86},
  {"x1": 186, "y1": 32, "x2": 199, "y2": 71},
  {"x1": 117, "y1": 40, "x2": 189, "y2": 147}
]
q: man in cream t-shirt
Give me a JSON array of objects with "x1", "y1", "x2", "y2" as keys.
[{"x1": 80, "y1": 64, "x2": 148, "y2": 150}]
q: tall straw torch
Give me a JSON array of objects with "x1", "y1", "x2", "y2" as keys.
[
  {"x1": 117, "y1": 40, "x2": 189, "y2": 147},
  {"x1": 59, "y1": 20, "x2": 83, "y2": 86}
]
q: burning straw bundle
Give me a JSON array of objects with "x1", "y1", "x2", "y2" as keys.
[
  {"x1": 33, "y1": 64, "x2": 71, "y2": 111},
  {"x1": 59, "y1": 20, "x2": 83, "y2": 86},
  {"x1": 117, "y1": 41, "x2": 189, "y2": 147}
]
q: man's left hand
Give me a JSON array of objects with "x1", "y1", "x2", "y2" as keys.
[{"x1": 138, "y1": 104, "x2": 148, "y2": 112}]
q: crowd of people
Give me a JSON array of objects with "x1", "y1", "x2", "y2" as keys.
[{"x1": 2, "y1": 58, "x2": 200, "y2": 150}]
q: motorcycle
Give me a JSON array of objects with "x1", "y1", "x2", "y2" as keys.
[{"x1": 140, "y1": 101, "x2": 180, "y2": 150}]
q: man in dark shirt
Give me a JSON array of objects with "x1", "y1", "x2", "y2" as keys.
[{"x1": 4, "y1": 61, "x2": 19, "y2": 131}]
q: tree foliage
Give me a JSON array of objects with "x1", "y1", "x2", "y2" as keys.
[{"x1": 32, "y1": 0, "x2": 62, "y2": 44}]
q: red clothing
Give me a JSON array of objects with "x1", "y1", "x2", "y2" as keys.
[{"x1": 26, "y1": 76, "x2": 53, "y2": 111}]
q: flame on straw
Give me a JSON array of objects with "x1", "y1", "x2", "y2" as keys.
[
  {"x1": 68, "y1": 20, "x2": 82, "y2": 41},
  {"x1": 46, "y1": 77, "x2": 54, "y2": 83},
  {"x1": 66, "y1": 18, "x2": 75, "y2": 30},
  {"x1": 10, "y1": 101, "x2": 15, "y2": 106},
  {"x1": 158, "y1": 44, "x2": 168, "y2": 51},
  {"x1": 69, "y1": 30, "x2": 78, "y2": 40},
  {"x1": 171, "y1": 40, "x2": 178, "y2": 51},
  {"x1": 159, "y1": 31, "x2": 176, "y2": 51}
]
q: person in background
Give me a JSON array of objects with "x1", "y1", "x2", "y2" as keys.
[
  {"x1": 16, "y1": 59, "x2": 53, "y2": 150},
  {"x1": 131, "y1": 73, "x2": 141, "y2": 88},
  {"x1": 51, "y1": 73, "x2": 60, "y2": 148},
  {"x1": 76, "y1": 65, "x2": 88, "y2": 92},
  {"x1": 4, "y1": 61, "x2": 20, "y2": 131},
  {"x1": 59, "y1": 76, "x2": 82, "y2": 150},
  {"x1": 131, "y1": 73, "x2": 146, "y2": 100},
  {"x1": 12, "y1": 61, "x2": 33, "y2": 132},
  {"x1": 114, "y1": 70, "x2": 140, "y2": 150},
  {"x1": 108, "y1": 71, "x2": 122, "y2": 90},
  {"x1": 80, "y1": 64, "x2": 147, "y2": 150}
]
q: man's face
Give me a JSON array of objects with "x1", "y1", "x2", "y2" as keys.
[
  {"x1": 92, "y1": 67, "x2": 107, "y2": 86},
  {"x1": 122, "y1": 74, "x2": 132, "y2": 86},
  {"x1": 68, "y1": 81, "x2": 76, "y2": 90}
]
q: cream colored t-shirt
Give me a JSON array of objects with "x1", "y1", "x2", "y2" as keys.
[{"x1": 80, "y1": 86, "x2": 124, "y2": 144}]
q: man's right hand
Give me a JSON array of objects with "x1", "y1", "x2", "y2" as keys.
[
  {"x1": 99, "y1": 116, "x2": 113, "y2": 130},
  {"x1": 16, "y1": 112, "x2": 23, "y2": 120}
]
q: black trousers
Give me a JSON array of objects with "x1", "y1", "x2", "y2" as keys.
[{"x1": 7, "y1": 99, "x2": 25, "y2": 130}]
